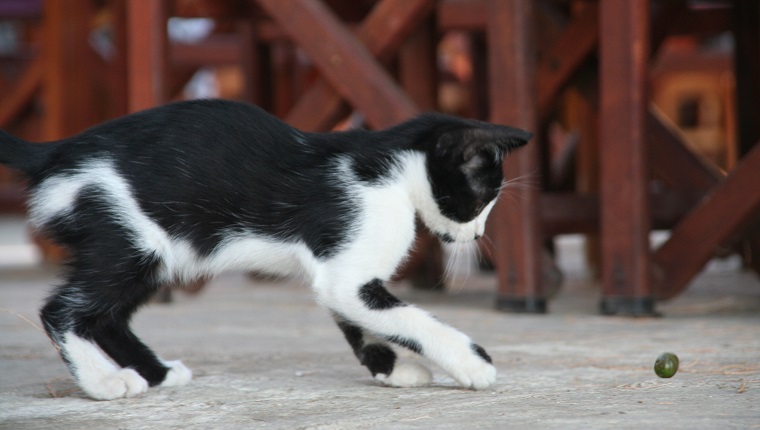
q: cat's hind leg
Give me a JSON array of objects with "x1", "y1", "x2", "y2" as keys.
[
  {"x1": 321, "y1": 278, "x2": 495, "y2": 389},
  {"x1": 40, "y1": 266, "x2": 192, "y2": 400},
  {"x1": 38, "y1": 206, "x2": 191, "y2": 399},
  {"x1": 40, "y1": 277, "x2": 151, "y2": 400}
]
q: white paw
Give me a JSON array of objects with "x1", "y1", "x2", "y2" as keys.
[
  {"x1": 435, "y1": 341, "x2": 497, "y2": 390},
  {"x1": 85, "y1": 368, "x2": 149, "y2": 400},
  {"x1": 449, "y1": 358, "x2": 497, "y2": 390},
  {"x1": 375, "y1": 363, "x2": 433, "y2": 388},
  {"x1": 160, "y1": 360, "x2": 193, "y2": 387}
]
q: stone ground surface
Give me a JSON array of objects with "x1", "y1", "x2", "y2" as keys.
[{"x1": 0, "y1": 217, "x2": 759, "y2": 429}]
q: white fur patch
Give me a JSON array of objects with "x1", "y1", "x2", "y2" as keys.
[
  {"x1": 62, "y1": 332, "x2": 148, "y2": 400},
  {"x1": 160, "y1": 360, "x2": 192, "y2": 387},
  {"x1": 375, "y1": 362, "x2": 433, "y2": 388},
  {"x1": 312, "y1": 157, "x2": 417, "y2": 302}
]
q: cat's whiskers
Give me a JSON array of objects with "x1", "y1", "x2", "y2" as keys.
[
  {"x1": 496, "y1": 171, "x2": 539, "y2": 207},
  {"x1": 477, "y1": 234, "x2": 496, "y2": 263},
  {"x1": 443, "y1": 240, "x2": 477, "y2": 293}
]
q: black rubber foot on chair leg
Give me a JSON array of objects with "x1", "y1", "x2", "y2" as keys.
[
  {"x1": 495, "y1": 297, "x2": 547, "y2": 314},
  {"x1": 599, "y1": 297, "x2": 659, "y2": 317}
]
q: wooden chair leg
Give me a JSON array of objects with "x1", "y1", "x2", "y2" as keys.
[
  {"x1": 486, "y1": 0, "x2": 546, "y2": 313},
  {"x1": 598, "y1": 0, "x2": 656, "y2": 315}
]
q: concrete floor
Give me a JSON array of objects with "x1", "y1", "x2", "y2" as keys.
[{"x1": 1, "y1": 216, "x2": 759, "y2": 429}]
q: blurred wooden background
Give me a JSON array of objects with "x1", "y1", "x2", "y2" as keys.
[{"x1": 0, "y1": 0, "x2": 757, "y2": 314}]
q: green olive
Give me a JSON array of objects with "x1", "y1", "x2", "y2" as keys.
[{"x1": 654, "y1": 352, "x2": 679, "y2": 378}]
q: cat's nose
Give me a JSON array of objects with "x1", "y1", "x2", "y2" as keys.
[{"x1": 474, "y1": 234, "x2": 482, "y2": 240}]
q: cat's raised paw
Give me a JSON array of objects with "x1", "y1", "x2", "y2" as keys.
[
  {"x1": 375, "y1": 363, "x2": 433, "y2": 388},
  {"x1": 161, "y1": 360, "x2": 192, "y2": 387},
  {"x1": 86, "y1": 368, "x2": 148, "y2": 400}
]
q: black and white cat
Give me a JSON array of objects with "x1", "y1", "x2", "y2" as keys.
[{"x1": 0, "y1": 99, "x2": 530, "y2": 400}]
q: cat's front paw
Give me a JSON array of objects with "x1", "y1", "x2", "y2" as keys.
[
  {"x1": 160, "y1": 360, "x2": 192, "y2": 387},
  {"x1": 84, "y1": 368, "x2": 149, "y2": 400},
  {"x1": 443, "y1": 343, "x2": 497, "y2": 390},
  {"x1": 375, "y1": 362, "x2": 433, "y2": 388},
  {"x1": 452, "y1": 359, "x2": 496, "y2": 390}
]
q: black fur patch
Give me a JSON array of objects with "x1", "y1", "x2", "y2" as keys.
[
  {"x1": 437, "y1": 232, "x2": 455, "y2": 243},
  {"x1": 471, "y1": 343, "x2": 492, "y2": 364},
  {"x1": 358, "y1": 279, "x2": 405, "y2": 310},
  {"x1": 335, "y1": 319, "x2": 364, "y2": 354},
  {"x1": 386, "y1": 335, "x2": 423, "y2": 355},
  {"x1": 334, "y1": 317, "x2": 397, "y2": 376},
  {"x1": 359, "y1": 344, "x2": 397, "y2": 376}
]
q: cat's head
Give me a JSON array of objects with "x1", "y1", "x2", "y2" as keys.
[{"x1": 413, "y1": 115, "x2": 532, "y2": 243}]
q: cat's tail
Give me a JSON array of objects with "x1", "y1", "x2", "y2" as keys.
[{"x1": 0, "y1": 129, "x2": 49, "y2": 175}]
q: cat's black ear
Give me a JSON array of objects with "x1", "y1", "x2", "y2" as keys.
[
  {"x1": 436, "y1": 125, "x2": 532, "y2": 164},
  {"x1": 460, "y1": 127, "x2": 532, "y2": 163}
]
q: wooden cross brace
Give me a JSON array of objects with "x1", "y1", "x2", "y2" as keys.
[{"x1": 253, "y1": 0, "x2": 434, "y2": 130}]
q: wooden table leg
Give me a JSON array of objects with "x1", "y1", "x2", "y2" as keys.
[
  {"x1": 732, "y1": 0, "x2": 760, "y2": 158},
  {"x1": 126, "y1": 0, "x2": 168, "y2": 112},
  {"x1": 599, "y1": 0, "x2": 656, "y2": 316},
  {"x1": 486, "y1": 0, "x2": 545, "y2": 313},
  {"x1": 43, "y1": 0, "x2": 98, "y2": 139}
]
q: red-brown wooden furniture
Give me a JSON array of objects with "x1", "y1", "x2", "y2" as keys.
[
  {"x1": 125, "y1": 0, "x2": 759, "y2": 315},
  {"x1": 3, "y1": 0, "x2": 758, "y2": 314}
]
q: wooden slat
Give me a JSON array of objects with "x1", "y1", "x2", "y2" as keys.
[
  {"x1": 647, "y1": 107, "x2": 724, "y2": 191},
  {"x1": 536, "y1": 2, "x2": 598, "y2": 122},
  {"x1": 0, "y1": 57, "x2": 42, "y2": 128},
  {"x1": 399, "y1": 17, "x2": 442, "y2": 289},
  {"x1": 540, "y1": 190, "x2": 704, "y2": 238},
  {"x1": 284, "y1": 0, "x2": 433, "y2": 131},
  {"x1": 43, "y1": 0, "x2": 98, "y2": 140},
  {"x1": 399, "y1": 16, "x2": 437, "y2": 112},
  {"x1": 437, "y1": 0, "x2": 486, "y2": 30},
  {"x1": 654, "y1": 144, "x2": 760, "y2": 300},
  {"x1": 540, "y1": 193, "x2": 597, "y2": 237},
  {"x1": 649, "y1": 0, "x2": 688, "y2": 55},
  {"x1": 127, "y1": 0, "x2": 168, "y2": 112},
  {"x1": 286, "y1": 82, "x2": 350, "y2": 132},
  {"x1": 170, "y1": 0, "x2": 254, "y2": 19},
  {"x1": 170, "y1": 34, "x2": 243, "y2": 66},
  {"x1": 256, "y1": 0, "x2": 419, "y2": 129},
  {"x1": 0, "y1": 184, "x2": 26, "y2": 214},
  {"x1": 669, "y1": 7, "x2": 730, "y2": 37},
  {"x1": 598, "y1": 0, "x2": 654, "y2": 314},
  {"x1": 536, "y1": 0, "x2": 685, "y2": 123},
  {"x1": 486, "y1": 0, "x2": 545, "y2": 312},
  {"x1": 733, "y1": 1, "x2": 760, "y2": 156},
  {"x1": 0, "y1": 0, "x2": 42, "y2": 18}
]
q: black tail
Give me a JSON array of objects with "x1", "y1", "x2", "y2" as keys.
[{"x1": 0, "y1": 129, "x2": 45, "y2": 175}]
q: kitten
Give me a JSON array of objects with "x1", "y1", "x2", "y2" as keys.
[{"x1": 0, "y1": 99, "x2": 530, "y2": 400}]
